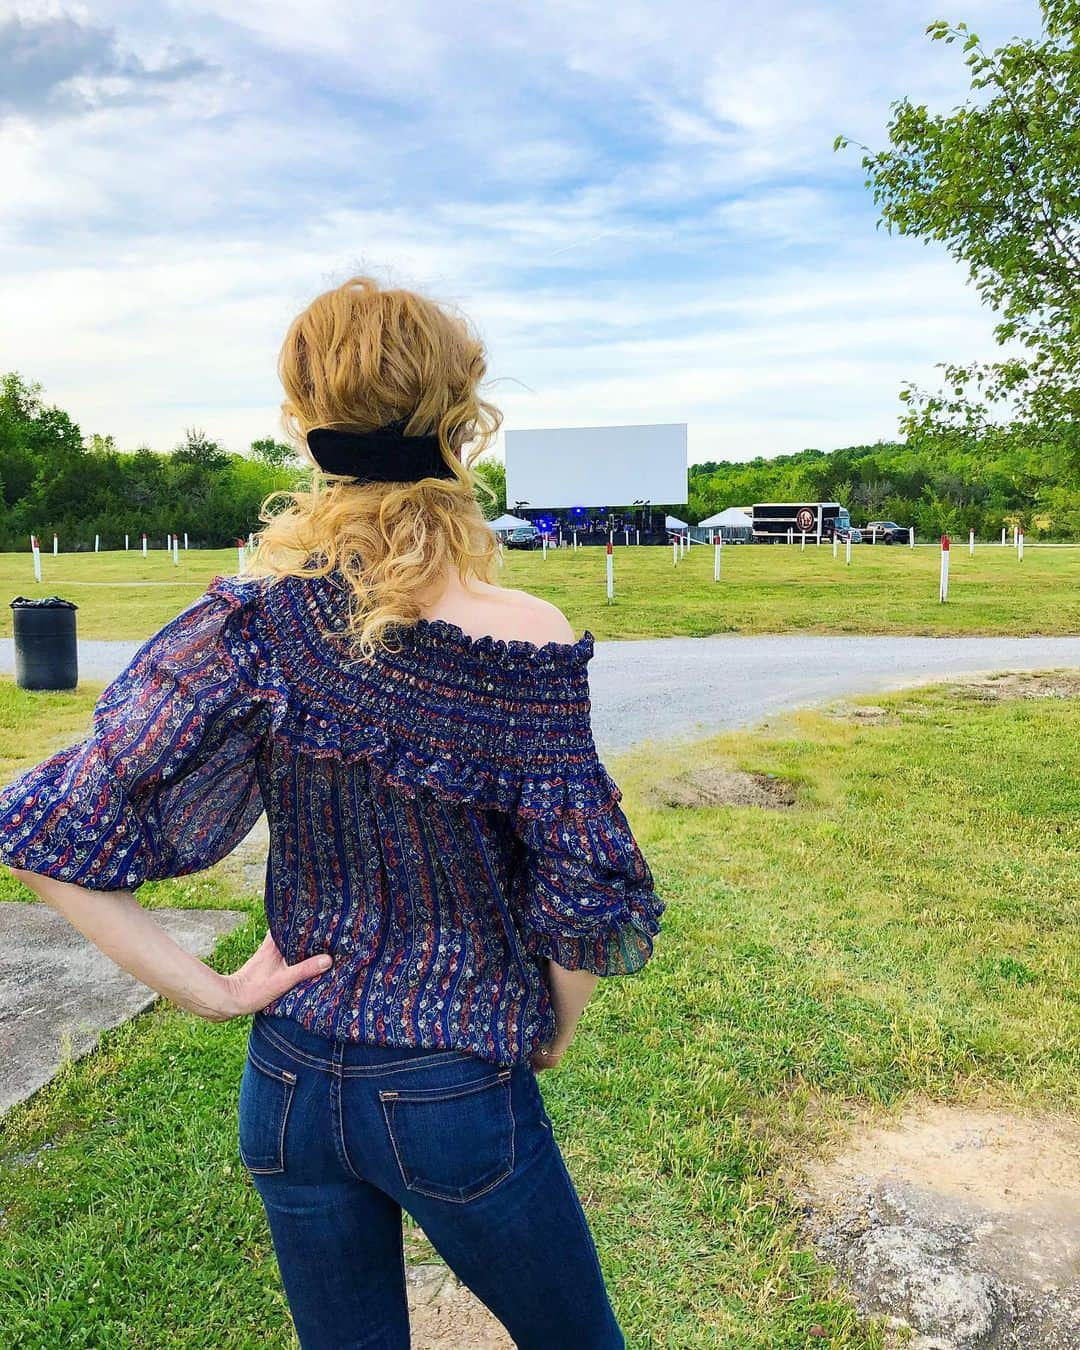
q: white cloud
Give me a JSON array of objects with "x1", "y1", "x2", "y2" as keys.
[{"x1": 0, "y1": 0, "x2": 1043, "y2": 474}]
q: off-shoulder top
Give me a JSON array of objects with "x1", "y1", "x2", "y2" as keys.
[{"x1": 0, "y1": 569, "x2": 666, "y2": 1065}]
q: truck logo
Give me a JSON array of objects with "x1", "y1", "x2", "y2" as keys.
[{"x1": 796, "y1": 507, "x2": 816, "y2": 533}]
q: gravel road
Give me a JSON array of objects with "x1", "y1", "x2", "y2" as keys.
[
  {"x1": 587, "y1": 634, "x2": 1080, "y2": 753},
  {"x1": 4, "y1": 633, "x2": 1078, "y2": 756}
]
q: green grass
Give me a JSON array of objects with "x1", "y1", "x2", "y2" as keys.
[
  {"x1": 2, "y1": 542, "x2": 1078, "y2": 639},
  {"x1": 1, "y1": 674, "x2": 1077, "y2": 1346}
]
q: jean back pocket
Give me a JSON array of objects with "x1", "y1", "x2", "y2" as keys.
[
  {"x1": 380, "y1": 1067, "x2": 515, "y2": 1204},
  {"x1": 238, "y1": 1043, "x2": 297, "y2": 1175}
]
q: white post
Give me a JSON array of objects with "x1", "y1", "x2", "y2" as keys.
[
  {"x1": 624, "y1": 528, "x2": 629, "y2": 546},
  {"x1": 714, "y1": 536, "x2": 722, "y2": 581},
  {"x1": 574, "y1": 530, "x2": 578, "y2": 551},
  {"x1": 787, "y1": 526, "x2": 793, "y2": 545},
  {"x1": 183, "y1": 532, "x2": 188, "y2": 550},
  {"x1": 939, "y1": 534, "x2": 950, "y2": 601},
  {"x1": 1001, "y1": 526, "x2": 1007, "y2": 546},
  {"x1": 31, "y1": 535, "x2": 42, "y2": 583},
  {"x1": 816, "y1": 506, "x2": 822, "y2": 546},
  {"x1": 172, "y1": 534, "x2": 180, "y2": 566},
  {"x1": 248, "y1": 531, "x2": 254, "y2": 549},
  {"x1": 1014, "y1": 525, "x2": 1020, "y2": 551},
  {"x1": 53, "y1": 533, "x2": 58, "y2": 555},
  {"x1": 800, "y1": 530, "x2": 806, "y2": 551},
  {"x1": 124, "y1": 533, "x2": 129, "y2": 551},
  {"x1": 142, "y1": 532, "x2": 148, "y2": 558},
  {"x1": 1018, "y1": 530, "x2": 1024, "y2": 561},
  {"x1": 606, "y1": 538, "x2": 614, "y2": 603},
  {"x1": 237, "y1": 539, "x2": 245, "y2": 573},
  {"x1": 672, "y1": 537, "x2": 678, "y2": 567},
  {"x1": 845, "y1": 535, "x2": 852, "y2": 566},
  {"x1": 541, "y1": 534, "x2": 547, "y2": 559},
  {"x1": 832, "y1": 533, "x2": 838, "y2": 560},
  {"x1": 909, "y1": 526, "x2": 915, "y2": 549},
  {"x1": 635, "y1": 528, "x2": 639, "y2": 545},
  {"x1": 94, "y1": 533, "x2": 100, "y2": 552},
  {"x1": 969, "y1": 528, "x2": 975, "y2": 556}
]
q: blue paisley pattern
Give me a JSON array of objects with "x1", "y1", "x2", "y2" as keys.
[{"x1": 0, "y1": 569, "x2": 665, "y2": 1065}]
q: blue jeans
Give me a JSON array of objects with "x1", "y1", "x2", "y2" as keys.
[{"x1": 238, "y1": 1011, "x2": 626, "y2": 1349}]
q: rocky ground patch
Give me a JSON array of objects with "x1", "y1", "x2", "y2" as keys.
[{"x1": 792, "y1": 1103, "x2": 1080, "y2": 1348}]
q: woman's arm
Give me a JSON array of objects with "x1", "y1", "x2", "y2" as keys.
[
  {"x1": 12, "y1": 868, "x2": 333, "y2": 1021},
  {"x1": 532, "y1": 962, "x2": 599, "y2": 1071}
]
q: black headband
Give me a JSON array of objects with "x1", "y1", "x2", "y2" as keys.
[{"x1": 306, "y1": 419, "x2": 456, "y2": 484}]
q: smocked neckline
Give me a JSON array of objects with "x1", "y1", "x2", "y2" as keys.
[
  {"x1": 400, "y1": 615, "x2": 596, "y2": 668},
  {"x1": 216, "y1": 571, "x2": 597, "y2": 674}
]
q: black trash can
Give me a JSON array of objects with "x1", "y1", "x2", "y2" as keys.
[{"x1": 10, "y1": 596, "x2": 79, "y2": 691}]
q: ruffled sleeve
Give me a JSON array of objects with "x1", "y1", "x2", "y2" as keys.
[
  {"x1": 0, "y1": 576, "x2": 269, "y2": 891},
  {"x1": 505, "y1": 652, "x2": 666, "y2": 977},
  {"x1": 511, "y1": 795, "x2": 665, "y2": 975}
]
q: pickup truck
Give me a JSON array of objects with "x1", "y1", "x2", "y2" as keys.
[{"x1": 862, "y1": 520, "x2": 909, "y2": 544}]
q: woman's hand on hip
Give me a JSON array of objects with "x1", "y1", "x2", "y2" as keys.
[
  {"x1": 213, "y1": 931, "x2": 334, "y2": 1020},
  {"x1": 11, "y1": 872, "x2": 335, "y2": 1025}
]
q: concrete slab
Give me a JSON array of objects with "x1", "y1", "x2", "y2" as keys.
[{"x1": 0, "y1": 901, "x2": 247, "y2": 1117}]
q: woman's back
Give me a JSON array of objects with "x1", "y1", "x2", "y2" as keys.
[{"x1": 0, "y1": 565, "x2": 663, "y2": 1067}]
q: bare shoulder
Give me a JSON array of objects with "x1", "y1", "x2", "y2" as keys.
[
  {"x1": 427, "y1": 580, "x2": 577, "y2": 646},
  {"x1": 507, "y1": 591, "x2": 576, "y2": 646}
]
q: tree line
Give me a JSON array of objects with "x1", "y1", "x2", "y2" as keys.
[
  {"x1": 0, "y1": 372, "x2": 508, "y2": 552},
  {"x1": 688, "y1": 427, "x2": 1079, "y2": 540},
  {"x1": 1, "y1": 371, "x2": 1076, "y2": 551}
]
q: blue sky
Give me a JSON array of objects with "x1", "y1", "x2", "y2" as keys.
[{"x1": 1, "y1": 0, "x2": 1040, "y2": 465}]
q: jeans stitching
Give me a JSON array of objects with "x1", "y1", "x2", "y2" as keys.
[
  {"x1": 247, "y1": 1042, "x2": 298, "y2": 1086},
  {"x1": 331, "y1": 1068, "x2": 364, "y2": 1182},
  {"x1": 240, "y1": 1056, "x2": 295, "y2": 1175},
  {"x1": 379, "y1": 1073, "x2": 515, "y2": 1204},
  {"x1": 377, "y1": 1068, "x2": 512, "y2": 1104},
  {"x1": 253, "y1": 1017, "x2": 476, "y2": 1077},
  {"x1": 252, "y1": 1019, "x2": 333, "y2": 1071}
]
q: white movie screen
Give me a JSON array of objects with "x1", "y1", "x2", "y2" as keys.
[{"x1": 504, "y1": 424, "x2": 687, "y2": 509}]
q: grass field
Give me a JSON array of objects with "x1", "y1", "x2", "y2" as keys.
[
  {"x1": 2, "y1": 542, "x2": 1078, "y2": 640},
  {"x1": 1, "y1": 673, "x2": 1077, "y2": 1347}
]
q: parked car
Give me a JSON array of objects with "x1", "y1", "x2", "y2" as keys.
[
  {"x1": 505, "y1": 525, "x2": 541, "y2": 550},
  {"x1": 862, "y1": 520, "x2": 909, "y2": 544},
  {"x1": 837, "y1": 525, "x2": 863, "y2": 543}
]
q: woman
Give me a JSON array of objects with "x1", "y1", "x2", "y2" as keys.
[{"x1": 0, "y1": 275, "x2": 666, "y2": 1349}]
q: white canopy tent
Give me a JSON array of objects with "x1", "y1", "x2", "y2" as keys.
[
  {"x1": 699, "y1": 507, "x2": 754, "y2": 542},
  {"x1": 487, "y1": 512, "x2": 532, "y2": 535}
]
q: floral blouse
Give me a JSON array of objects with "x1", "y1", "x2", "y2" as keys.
[{"x1": 0, "y1": 569, "x2": 666, "y2": 1065}]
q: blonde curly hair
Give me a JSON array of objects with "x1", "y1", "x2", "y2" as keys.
[{"x1": 247, "y1": 274, "x2": 504, "y2": 662}]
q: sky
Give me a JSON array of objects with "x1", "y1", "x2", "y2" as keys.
[{"x1": 0, "y1": 0, "x2": 1043, "y2": 469}]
